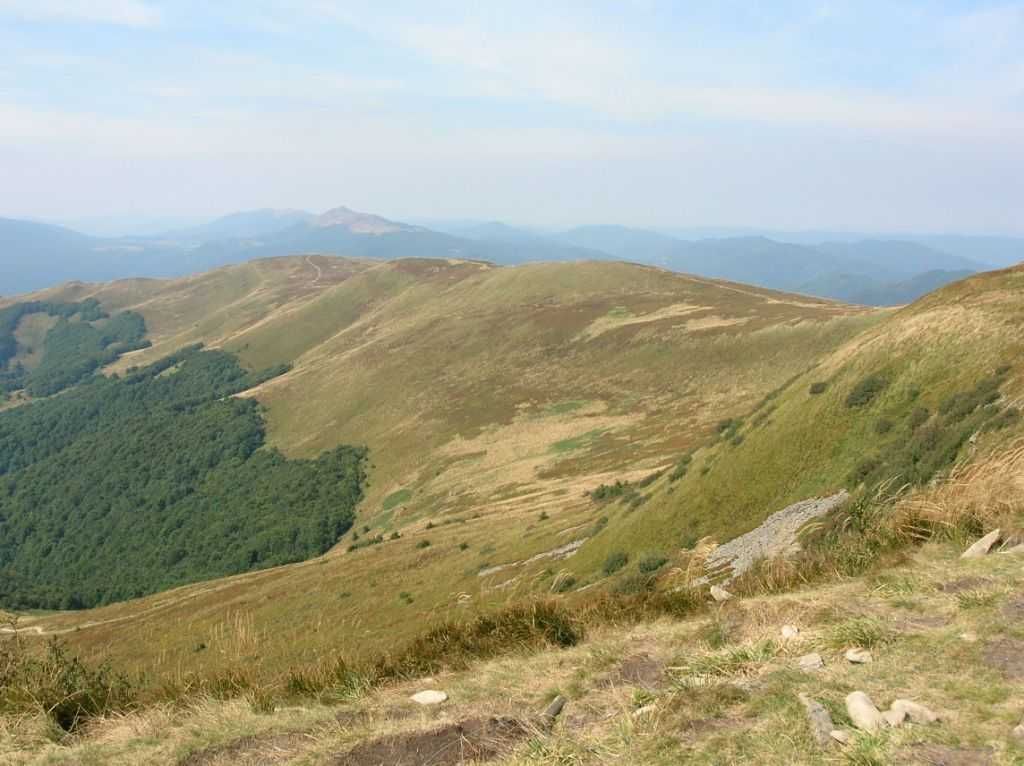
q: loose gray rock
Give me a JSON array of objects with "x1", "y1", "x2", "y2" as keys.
[
  {"x1": 710, "y1": 585, "x2": 734, "y2": 603},
  {"x1": 542, "y1": 695, "x2": 567, "y2": 723},
  {"x1": 798, "y1": 652, "x2": 824, "y2": 671},
  {"x1": 410, "y1": 690, "x2": 448, "y2": 705},
  {"x1": 961, "y1": 529, "x2": 1001, "y2": 559},
  {"x1": 891, "y1": 699, "x2": 940, "y2": 724},
  {"x1": 846, "y1": 691, "x2": 886, "y2": 732},
  {"x1": 798, "y1": 693, "x2": 834, "y2": 746},
  {"x1": 830, "y1": 729, "x2": 852, "y2": 745},
  {"x1": 701, "y1": 491, "x2": 849, "y2": 582},
  {"x1": 845, "y1": 648, "x2": 873, "y2": 664},
  {"x1": 781, "y1": 625, "x2": 800, "y2": 640}
]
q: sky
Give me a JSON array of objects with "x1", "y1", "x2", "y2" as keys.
[{"x1": 1, "y1": 1, "x2": 1023, "y2": 233}]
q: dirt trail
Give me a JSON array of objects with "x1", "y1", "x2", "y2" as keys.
[{"x1": 305, "y1": 255, "x2": 323, "y2": 286}]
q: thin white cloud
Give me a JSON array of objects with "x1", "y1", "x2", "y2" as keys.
[{"x1": 0, "y1": 0, "x2": 160, "y2": 27}]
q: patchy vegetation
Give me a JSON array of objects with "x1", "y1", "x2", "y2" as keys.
[{"x1": 0, "y1": 299, "x2": 150, "y2": 398}]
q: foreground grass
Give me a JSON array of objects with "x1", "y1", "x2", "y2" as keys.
[{"x1": 5, "y1": 537, "x2": 1024, "y2": 765}]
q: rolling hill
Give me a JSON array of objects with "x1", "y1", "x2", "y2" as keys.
[
  {"x1": 3, "y1": 258, "x2": 1024, "y2": 766},
  {"x1": 1, "y1": 255, "x2": 878, "y2": 675}
]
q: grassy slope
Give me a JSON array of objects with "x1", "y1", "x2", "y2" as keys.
[
  {"x1": 4, "y1": 256, "x2": 876, "y2": 678},
  {"x1": 7, "y1": 537, "x2": 1024, "y2": 764},
  {"x1": 568, "y1": 265, "x2": 1024, "y2": 578}
]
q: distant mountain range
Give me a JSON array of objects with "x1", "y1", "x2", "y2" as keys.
[{"x1": 2, "y1": 207, "x2": 1021, "y2": 305}]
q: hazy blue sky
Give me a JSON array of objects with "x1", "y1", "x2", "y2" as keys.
[{"x1": 1, "y1": 1, "x2": 1022, "y2": 233}]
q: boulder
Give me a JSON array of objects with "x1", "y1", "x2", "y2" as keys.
[
  {"x1": 798, "y1": 693, "x2": 834, "y2": 746},
  {"x1": 1004, "y1": 544, "x2": 1024, "y2": 556},
  {"x1": 410, "y1": 690, "x2": 448, "y2": 705},
  {"x1": 798, "y1": 652, "x2": 824, "y2": 671},
  {"x1": 710, "y1": 585, "x2": 734, "y2": 603},
  {"x1": 845, "y1": 648, "x2": 873, "y2": 664},
  {"x1": 961, "y1": 529, "x2": 1001, "y2": 559},
  {"x1": 781, "y1": 625, "x2": 800, "y2": 640},
  {"x1": 846, "y1": 691, "x2": 886, "y2": 732},
  {"x1": 891, "y1": 699, "x2": 940, "y2": 724}
]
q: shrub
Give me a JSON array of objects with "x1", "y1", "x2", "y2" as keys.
[
  {"x1": 636, "y1": 470, "x2": 663, "y2": 489},
  {"x1": 638, "y1": 554, "x2": 669, "y2": 574},
  {"x1": 372, "y1": 601, "x2": 582, "y2": 679},
  {"x1": 809, "y1": 381, "x2": 828, "y2": 395},
  {"x1": 389, "y1": 531, "x2": 401, "y2": 540},
  {"x1": 613, "y1": 572, "x2": 655, "y2": 595},
  {"x1": 415, "y1": 540, "x2": 431, "y2": 549},
  {"x1": 458, "y1": 542, "x2": 470, "y2": 551},
  {"x1": 874, "y1": 419, "x2": 893, "y2": 435},
  {"x1": 538, "y1": 511, "x2": 549, "y2": 521},
  {"x1": 603, "y1": 551, "x2": 629, "y2": 576},
  {"x1": 907, "y1": 406, "x2": 930, "y2": 429},
  {"x1": 590, "y1": 481, "x2": 630, "y2": 502},
  {"x1": 669, "y1": 454, "x2": 693, "y2": 482},
  {"x1": 0, "y1": 635, "x2": 135, "y2": 732},
  {"x1": 845, "y1": 374, "x2": 889, "y2": 408}
]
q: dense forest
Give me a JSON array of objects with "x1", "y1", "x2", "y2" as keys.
[
  {"x1": 0, "y1": 298, "x2": 150, "y2": 397},
  {"x1": 0, "y1": 345, "x2": 366, "y2": 610}
]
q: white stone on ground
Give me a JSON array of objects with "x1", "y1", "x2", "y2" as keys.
[
  {"x1": 1013, "y1": 720, "x2": 1024, "y2": 739},
  {"x1": 830, "y1": 729, "x2": 852, "y2": 745},
  {"x1": 781, "y1": 625, "x2": 800, "y2": 640},
  {"x1": 845, "y1": 647, "x2": 873, "y2": 664},
  {"x1": 891, "y1": 699, "x2": 940, "y2": 724},
  {"x1": 883, "y1": 708, "x2": 907, "y2": 727},
  {"x1": 961, "y1": 529, "x2": 1001, "y2": 559},
  {"x1": 709, "y1": 585, "x2": 733, "y2": 603},
  {"x1": 410, "y1": 690, "x2": 448, "y2": 705},
  {"x1": 846, "y1": 691, "x2": 886, "y2": 732},
  {"x1": 798, "y1": 652, "x2": 824, "y2": 671}
]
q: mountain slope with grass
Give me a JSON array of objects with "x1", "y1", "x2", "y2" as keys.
[
  {"x1": 3, "y1": 261, "x2": 1024, "y2": 763},
  {"x1": 0, "y1": 255, "x2": 876, "y2": 672}
]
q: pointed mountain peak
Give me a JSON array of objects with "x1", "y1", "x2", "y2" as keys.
[{"x1": 315, "y1": 206, "x2": 415, "y2": 235}]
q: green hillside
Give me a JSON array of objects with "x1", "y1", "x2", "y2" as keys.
[{"x1": 0, "y1": 255, "x2": 878, "y2": 677}]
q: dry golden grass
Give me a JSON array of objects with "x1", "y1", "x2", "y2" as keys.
[{"x1": 888, "y1": 439, "x2": 1024, "y2": 543}]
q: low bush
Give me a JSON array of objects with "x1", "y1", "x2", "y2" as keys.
[
  {"x1": 809, "y1": 381, "x2": 828, "y2": 395},
  {"x1": 415, "y1": 540, "x2": 431, "y2": 549},
  {"x1": 845, "y1": 373, "x2": 889, "y2": 408},
  {"x1": 637, "y1": 554, "x2": 669, "y2": 574},
  {"x1": 372, "y1": 601, "x2": 582, "y2": 679},
  {"x1": 0, "y1": 632, "x2": 135, "y2": 732},
  {"x1": 602, "y1": 551, "x2": 629, "y2": 576}
]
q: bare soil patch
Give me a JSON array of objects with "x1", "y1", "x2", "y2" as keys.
[
  {"x1": 981, "y1": 637, "x2": 1024, "y2": 679},
  {"x1": 1001, "y1": 591, "x2": 1024, "y2": 621},
  {"x1": 902, "y1": 744, "x2": 993, "y2": 765},
  {"x1": 178, "y1": 732, "x2": 309, "y2": 766},
  {"x1": 602, "y1": 652, "x2": 664, "y2": 688},
  {"x1": 331, "y1": 717, "x2": 531, "y2": 766},
  {"x1": 938, "y1": 576, "x2": 991, "y2": 594}
]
